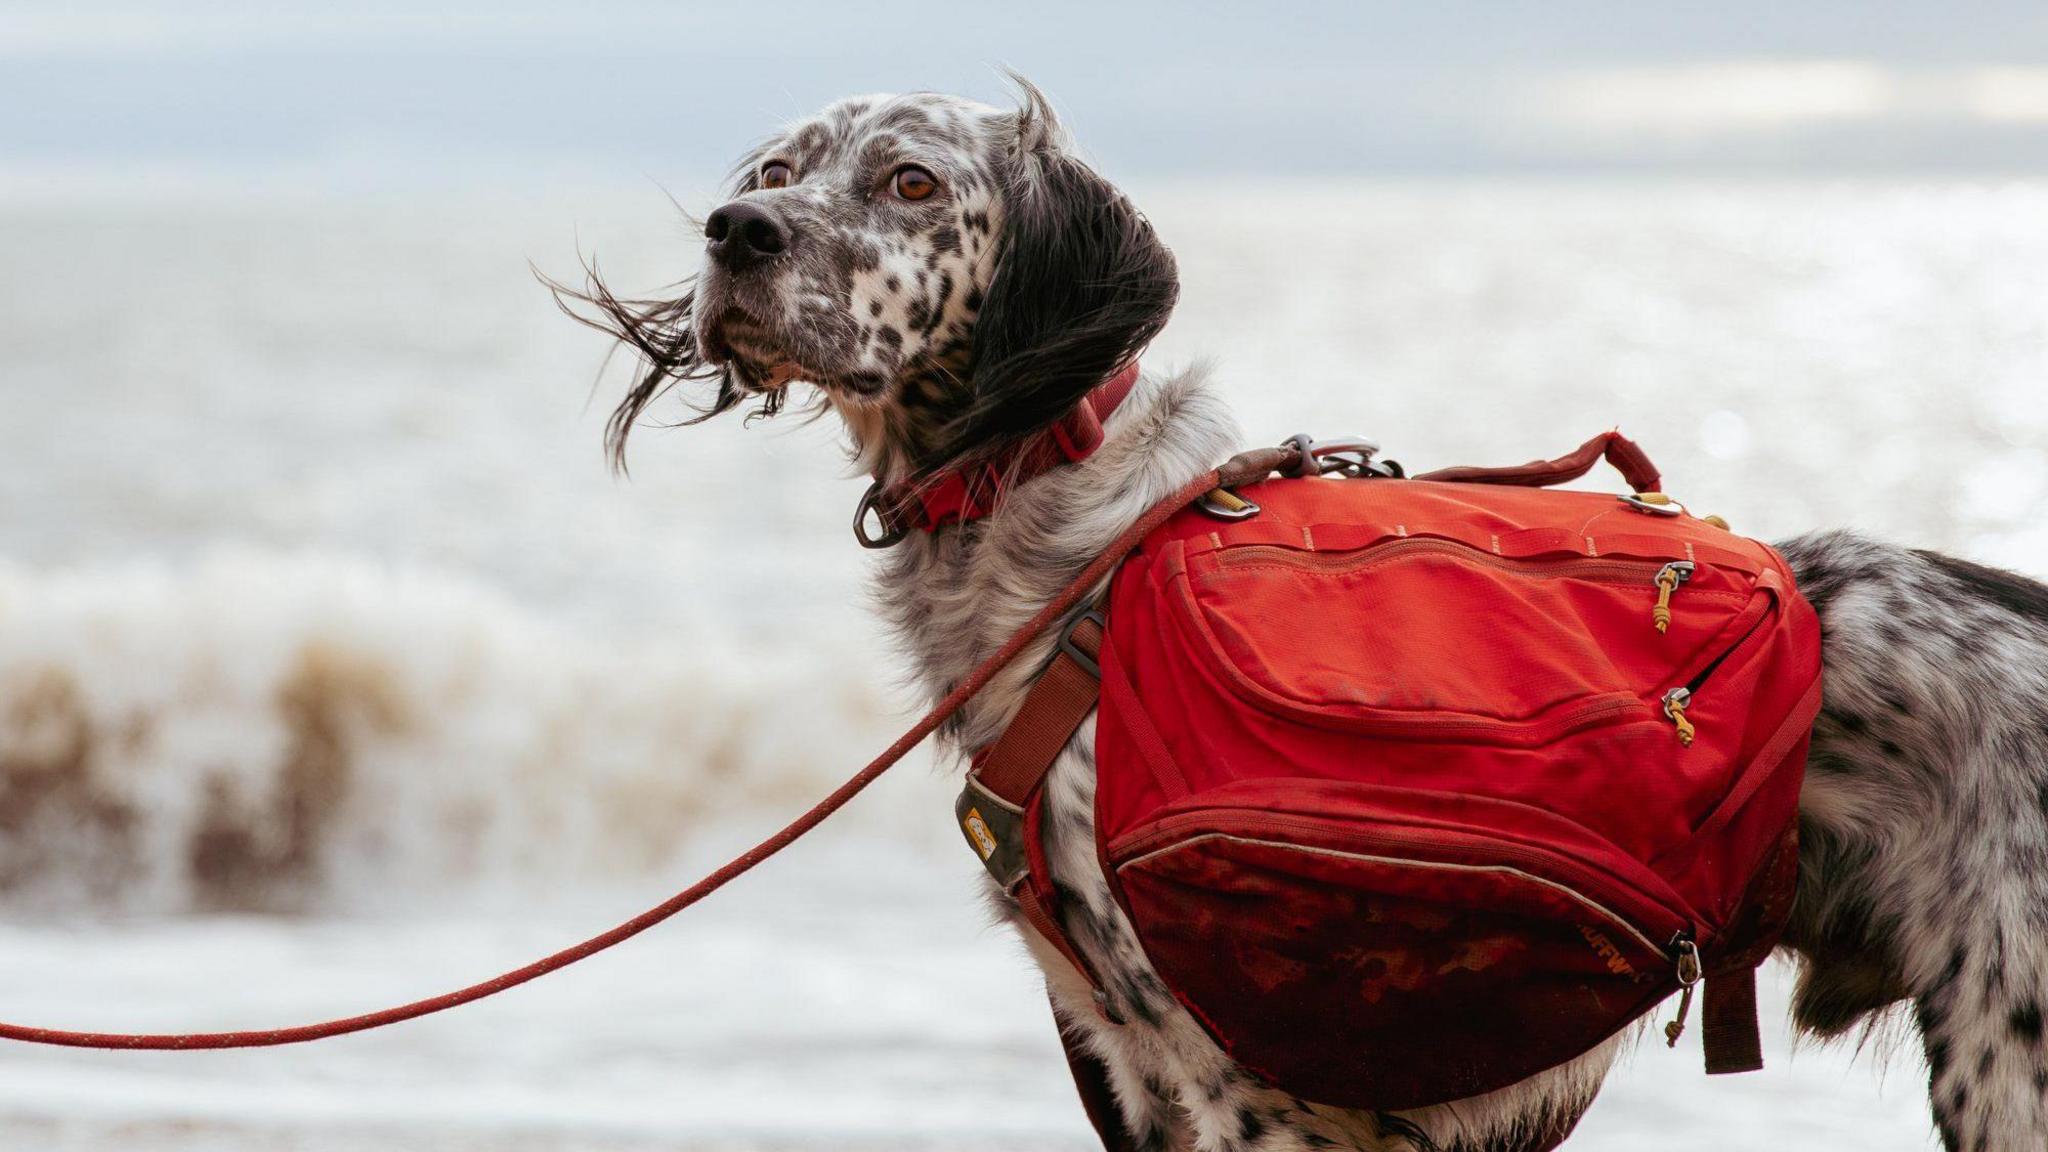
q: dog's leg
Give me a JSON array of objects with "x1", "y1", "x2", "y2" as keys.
[
  {"x1": 1914, "y1": 942, "x2": 2048, "y2": 1150},
  {"x1": 1039, "y1": 972, "x2": 1188, "y2": 1152},
  {"x1": 1781, "y1": 532, "x2": 2048, "y2": 1150}
]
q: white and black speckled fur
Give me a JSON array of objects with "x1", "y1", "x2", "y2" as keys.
[
  {"x1": 1775, "y1": 535, "x2": 2048, "y2": 1152},
  {"x1": 577, "y1": 82, "x2": 2048, "y2": 1152}
]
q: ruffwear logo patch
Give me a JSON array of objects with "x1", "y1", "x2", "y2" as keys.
[{"x1": 962, "y1": 808, "x2": 998, "y2": 861}]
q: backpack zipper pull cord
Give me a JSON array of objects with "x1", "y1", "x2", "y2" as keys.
[
  {"x1": 1664, "y1": 933, "x2": 1703, "y2": 1046},
  {"x1": 1661, "y1": 686, "x2": 1696, "y2": 746},
  {"x1": 1651, "y1": 561, "x2": 1695, "y2": 633}
]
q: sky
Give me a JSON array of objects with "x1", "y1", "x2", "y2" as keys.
[{"x1": 6, "y1": 1, "x2": 2048, "y2": 193}]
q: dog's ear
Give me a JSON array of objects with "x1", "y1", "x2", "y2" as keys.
[
  {"x1": 544, "y1": 267, "x2": 763, "y2": 474},
  {"x1": 939, "y1": 78, "x2": 1178, "y2": 466}
]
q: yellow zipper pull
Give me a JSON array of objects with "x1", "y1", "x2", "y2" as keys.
[
  {"x1": 1661, "y1": 687, "x2": 1696, "y2": 746},
  {"x1": 1651, "y1": 561, "x2": 1695, "y2": 633},
  {"x1": 1664, "y1": 934, "x2": 1703, "y2": 1046}
]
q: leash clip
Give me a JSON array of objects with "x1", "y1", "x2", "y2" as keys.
[
  {"x1": 853, "y1": 480, "x2": 911, "y2": 549},
  {"x1": 1281, "y1": 434, "x2": 1404, "y2": 480}
]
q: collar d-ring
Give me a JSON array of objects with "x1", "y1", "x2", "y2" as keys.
[{"x1": 854, "y1": 480, "x2": 911, "y2": 549}]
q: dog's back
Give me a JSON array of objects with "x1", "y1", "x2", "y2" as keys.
[{"x1": 1780, "y1": 531, "x2": 2048, "y2": 1151}]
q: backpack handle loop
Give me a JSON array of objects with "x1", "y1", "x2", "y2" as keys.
[{"x1": 1414, "y1": 430, "x2": 1662, "y2": 494}]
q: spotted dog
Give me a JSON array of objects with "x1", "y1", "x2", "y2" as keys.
[{"x1": 559, "y1": 80, "x2": 2048, "y2": 1152}]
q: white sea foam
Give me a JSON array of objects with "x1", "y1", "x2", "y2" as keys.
[{"x1": 0, "y1": 547, "x2": 934, "y2": 912}]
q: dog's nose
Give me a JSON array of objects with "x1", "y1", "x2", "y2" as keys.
[{"x1": 704, "y1": 200, "x2": 791, "y2": 271}]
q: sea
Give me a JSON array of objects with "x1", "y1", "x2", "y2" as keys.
[{"x1": 4, "y1": 178, "x2": 2045, "y2": 1149}]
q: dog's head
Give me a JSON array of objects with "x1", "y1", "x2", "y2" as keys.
[{"x1": 563, "y1": 79, "x2": 1177, "y2": 480}]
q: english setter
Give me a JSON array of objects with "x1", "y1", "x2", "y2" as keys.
[{"x1": 560, "y1": 80, "x2": 2048, "y2": 1152}]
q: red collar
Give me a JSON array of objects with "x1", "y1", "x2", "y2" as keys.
[{"x1": 854, "y1": 362, "x2": 1141, "y2": 548}]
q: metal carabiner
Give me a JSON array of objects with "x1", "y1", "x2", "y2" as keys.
[{"x1": 1280, "y1": 434, "x2": 1403, "y2": 480}]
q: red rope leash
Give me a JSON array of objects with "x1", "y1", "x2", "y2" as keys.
[{"x1": 0, "y1": 469, "x2": 1221, "y2": 1051}]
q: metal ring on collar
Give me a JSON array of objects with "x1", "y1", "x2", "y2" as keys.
[{"x1": 853, "y1": 481, "x2": 911, "y2": 548}]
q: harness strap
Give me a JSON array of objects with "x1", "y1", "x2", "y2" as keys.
[
  {"x1": 958, "y1": 614, "x2": 1112, "y2": 1010},
  {"x1": 1702, "y1": 969, "x2": 1764, "y2": 1076},
  {"x1": 975, "y1": 614, "x2": 1105, "y2": 800},
  {"x1": 1020, "y1": 797, "x2": 1112, "y2": 1003},
  {"x1": 1700, "y1": 817, "x2": 1802, "y2": 1075}
]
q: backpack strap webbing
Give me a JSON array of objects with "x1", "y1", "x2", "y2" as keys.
[
  {"x1": 957, "y1": 613, "x2": 1129, "y2": 1148},
  {"x1": 1702, "y1": 968, "x2": 1764, "y2": 1075},
  {"x1": 1701, "y1": 818, "x2": 1801, "y2": 1075},
  {"x1": 955, "y1": 612, "x2": 1110, "y2": 1002}
]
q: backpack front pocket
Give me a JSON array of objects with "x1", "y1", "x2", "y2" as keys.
[
  {"x1": 1175, "y1": 537, "x2": 1758, "y2": 744},
  {"x1": 1107, "y1": 782, "x2": 1696, "y2": 1111}
]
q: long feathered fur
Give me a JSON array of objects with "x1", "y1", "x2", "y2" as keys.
[{"x1": 543, "y1": 265, "x2": 766, "y2": 474}]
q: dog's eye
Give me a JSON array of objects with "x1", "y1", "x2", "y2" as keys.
[
  {"x1": 890, "y1": 165, "x2": 937, "y2": 202},
  {"x1": 760, "y1": 162, "x2": 793, "y2": 190}
]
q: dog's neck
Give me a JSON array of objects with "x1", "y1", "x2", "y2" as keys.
[
  {"x1": 869, "y1": 365, "x2": 1242, "y2": 754},
  {"x1": 827, "y1": 366, "x2": 973, "y2": 484}
]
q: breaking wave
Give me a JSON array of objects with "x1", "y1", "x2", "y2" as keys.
[{"x1": 0, "y1": 549, "x2": 929, "y2": 914}]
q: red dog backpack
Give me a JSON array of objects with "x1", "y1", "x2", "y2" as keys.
[{"x1": 960, "y1": 432, "x2": 1823, "y2": 1114}]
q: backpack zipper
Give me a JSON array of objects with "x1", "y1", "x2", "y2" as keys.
[
  {"x1": 1115, "y1": 806, "x2": 1698, "y2": 954},
  {"x1": 1659, "y1": 600, "x2": 1775, "y2": 746},
  {"x1": 1660, "y1": 687, "x2": 1697, "y2": 746},
  {"x1": 1120, "y1": 827, "x2": 1682, "y2": 962},
  {"x1": 1217, "y1": 540, "x2": 1698, "y2": 634},
  {"x1": 1216, "y1": 538, "x2": 1670, "y2": 584},
  {"x1": 1663, "y1": 931, "x2": 1703, "y2": 1045},
  {"x1": 1652, "y1": 561, "x2": 1695, "y2": 633},
  {"x1": 1210, "y1": 537, "x2": 1771, "y2": 746}
]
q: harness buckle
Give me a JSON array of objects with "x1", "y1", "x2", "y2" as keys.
[
  {"x1": 1057, "y1": 610, "x2": 1106, "y2": 679},
  {"x1": 955, "y1": 775, "x2": 1029, "y2": 889},
  {"x1": 853, "y1": 480, "x2": 911, "y2": 549}
]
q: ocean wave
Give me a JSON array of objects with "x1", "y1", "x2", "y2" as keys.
[{"x1": 0, "y1": 548, "x2": 929, "y2": 914}]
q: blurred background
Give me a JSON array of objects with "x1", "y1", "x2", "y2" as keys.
[{"x1": 3, "y1": 2, "x2": 2045, "y2": 1148}]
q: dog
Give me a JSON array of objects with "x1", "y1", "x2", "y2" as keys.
[{"x1": 557, "y1": 80, "x2": 2048, "y2": 1152}]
